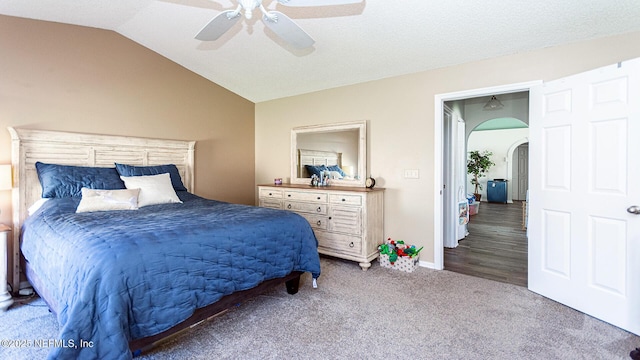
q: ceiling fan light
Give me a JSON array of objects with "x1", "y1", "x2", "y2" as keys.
[{"x1": 483, "y1": 96, "x2": 504, "y2": 110}]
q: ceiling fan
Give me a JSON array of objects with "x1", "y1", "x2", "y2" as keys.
[{"x1": 195, "y1": 0, "x2": 363, "y2": 49}]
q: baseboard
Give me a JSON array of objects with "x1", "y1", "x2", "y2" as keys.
[{"x1": 418, "y1": 260, "x2": 437, "y2": 269}]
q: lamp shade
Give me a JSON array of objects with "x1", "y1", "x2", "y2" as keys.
[
  {"x1": 0, "y1": 165, "x2": 12, "y2": 190},
  {"x1": 345, "y1": 165, "x2": 354, "y2": 177}
]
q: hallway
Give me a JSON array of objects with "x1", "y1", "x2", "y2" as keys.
[{"x1": 444, "y1": 201, "x2": 527, "y2": 287}]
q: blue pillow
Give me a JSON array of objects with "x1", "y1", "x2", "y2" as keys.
[
  {"x1": 305, "y1": 165, "x2": 327, "y2": 177},
  {"x1": 35, "y1": 162, "x2": 125, "y2": 199},
  {"x1": 327, "y1": 165, "x2": 346, "y2": 177},
  {"x1": 115, "y1": 163, "x2": 187, "y2": 191}
]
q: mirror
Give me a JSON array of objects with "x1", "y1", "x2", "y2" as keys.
[{"x1": 291, "y1": 120, "x2": 367, "y2": 187}]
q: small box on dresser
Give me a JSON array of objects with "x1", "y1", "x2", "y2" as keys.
[{"x1": 258, "y1": 184, "x2": 384, "y2": 271}]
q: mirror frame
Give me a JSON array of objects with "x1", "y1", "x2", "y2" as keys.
[{"x1": 290, "y1": 120, "x2": 367, "y2": 188}]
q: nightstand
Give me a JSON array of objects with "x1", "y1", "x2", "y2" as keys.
[{"x1": 0, "y1": 224, "x2": 12, "y2": 312}]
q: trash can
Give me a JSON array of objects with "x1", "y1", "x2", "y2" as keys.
[{"x1": 487, "y1": 179, "x2": 508, "y2": 203}]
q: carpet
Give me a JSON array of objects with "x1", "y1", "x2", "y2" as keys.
[{"x1": 1, "y1": 256, "x2": 637, "y2": 359}]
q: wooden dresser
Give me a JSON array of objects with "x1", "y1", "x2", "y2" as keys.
[{"x1": 258, "y1": 184, "x2": 384, "y2": 270}]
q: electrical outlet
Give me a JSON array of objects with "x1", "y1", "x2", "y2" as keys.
[{"x1": 404, "y1": 169, "x2": 419, "y2": 179}]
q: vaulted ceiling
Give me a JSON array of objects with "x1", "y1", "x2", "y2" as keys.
[{"x1": 2, "y1": 1, "x2": 639, "y2": 102}]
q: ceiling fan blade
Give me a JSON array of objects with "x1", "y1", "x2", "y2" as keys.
[
  {"x1": 195, "y1": 10, "x2": 241, "y2": 41},
  {"x1": 278, "y1": 0, "x2": 363, "y2": 6},
  {"x1": 262, "y1": 11, "x2": 315, "y2": 49}
]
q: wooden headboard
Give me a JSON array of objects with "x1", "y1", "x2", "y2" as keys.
[
  {"x1": 297, "y1": 149, "x2": 342, "y2": 178},
  {"x1": 7, "y1": 127, "x2": 196, "y2": 293}
]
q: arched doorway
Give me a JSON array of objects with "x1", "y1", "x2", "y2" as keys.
[{"x1": 466, "y1": 117, "x2": 529, "y2": 203}]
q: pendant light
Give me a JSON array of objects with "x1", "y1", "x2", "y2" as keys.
[{"x1": 483, "y1": 95, "x2": 504, "y2": 110}]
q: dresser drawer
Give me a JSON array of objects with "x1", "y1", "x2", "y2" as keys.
[
  {"x1": 328, "y1": 206, "x2": 362, "y2": 235},
  {"x1": 258, "y1": 184, "x2": 384, "y2": 271},
  {"x1": 299, "y1": 214, "x2": 329, "y2": 230},
  {"x1": 329, "y1": 193, "x2": 362, "y2": 206},
  {"x1": 284, "y1": 191, "x2": 327, "y2": 203},
  {"x1": 259, "y1": 198, "x2": 282, "y2": 209},
  {"x1": 284, "y1": 201, "x2": 328, "y2": 215},
  {"x1": 259, "y1": 188, "x2": 283, "y2": 199},
  {"x1": 316, "y1": 231, "x2": 362, "y2": 256}
]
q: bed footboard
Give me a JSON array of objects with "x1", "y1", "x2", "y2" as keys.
[{"x1": 129, "y1": 271, "x2": 303, "y2": 357}]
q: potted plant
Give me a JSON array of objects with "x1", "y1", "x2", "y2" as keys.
[{"x1": 467, "y1": 150, "x2": 495, "y2": 201}]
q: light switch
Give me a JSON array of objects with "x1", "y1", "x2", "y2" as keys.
[{"x1": 404, "y1": 169, "x2": 419, "y2": 179}]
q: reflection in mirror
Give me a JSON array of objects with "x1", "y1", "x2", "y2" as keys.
[
  {"x1": 291, "y1": 121, "x2": 366, "y2": 188},
  {"x1": 297, "y1": 130, "x2": 359, "y2": 178}
]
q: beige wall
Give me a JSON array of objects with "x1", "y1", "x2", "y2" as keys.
[
  {"x1": 0, "y1": 15, "x2": 256, "y2": 212},
  {"x1": 1, "y1": 15, "x2": 256, "y2": 282},
  {"x1": 255, "y1": 31, "x2": 640, "y2": 265}
]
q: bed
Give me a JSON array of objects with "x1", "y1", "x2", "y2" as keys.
[
  {"x1": 297, "y1": 149, "x2": 349, "y2": 179},
  {"x1": 8, "y1": 127, "x2": 321, "y2": 359}
]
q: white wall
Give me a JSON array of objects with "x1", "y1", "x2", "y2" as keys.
[{"x1": 467, "y1": 128, "x2": 530, "y2": 201}]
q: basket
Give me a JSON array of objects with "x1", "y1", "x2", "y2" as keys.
[
  {"x1": 469, "y1": 201, "x2": 480, "y2": 215},
  {"x1": 379, "y1": 254, "x2": 419, "y2": 273}
]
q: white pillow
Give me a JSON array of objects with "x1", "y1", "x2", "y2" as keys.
[
  {"x1": 28, "y1": 198, "x2": 49, "y2": 216},
  {"x1": 120, "y1": 173, "x2": 182, "y2": 207},
  {"x1": 329, "y1": 171, "x2": 343, "y2": 179},
  {"x1": 76, "y1": 188, "x2": 140, "y2": 213}
]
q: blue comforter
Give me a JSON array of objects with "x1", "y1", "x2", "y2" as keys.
[{"x1": 21, "y1": 192, "x2": 321, "y2": 360}]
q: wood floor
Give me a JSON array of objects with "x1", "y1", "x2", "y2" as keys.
[{"x1": 444, "y1": 200, "x2": 528, "y2": 287}]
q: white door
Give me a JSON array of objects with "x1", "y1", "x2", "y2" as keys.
[
  {"x1": 443, "y1": 105, "x2": 456, "y2": 248},
  {"x1": 455, "y1": 117, "x2": 467, "y2": 241},
  {"x1": 517, "y1": 144, "x2": 528, "y2": 200},
  {"x1": 443, "y1": 106, "x2": 468, "y2": 248},
  {"x1": 529, "y1": 58, "x2": 640, "y2": 335}
]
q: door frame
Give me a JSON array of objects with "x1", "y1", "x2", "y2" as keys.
[{"x1": 432, "y1": 80, "x2": 541, "y2": 270}]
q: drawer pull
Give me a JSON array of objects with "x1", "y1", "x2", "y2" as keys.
[
  {"x1": 316, "y1": 206, "x2": 322, "y2": 212},
  {"x1": 328, "y1": 216, "x2": 332, "y2": 220},
  {"x1": 288, "y1": 194, "x2": 292, "y2": 197},
  {"x1": 317, "y1": 220, "x2": 322, "y2": 226},
  {"x1": 287, "y1": 204, "x2": 292, "y2": 210},
  {"x1": 317, "y1": 196, "x2": 321, "y2": 200},
  {"x1": 342, "y1": 198, "x2": 346, "y2": 202},
  {"x1": 268, "y1": 193, "x2": 272, "y2": 196},
  {"x1": 349, "y1": 242, "x2": 354, "y2": 248}
]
